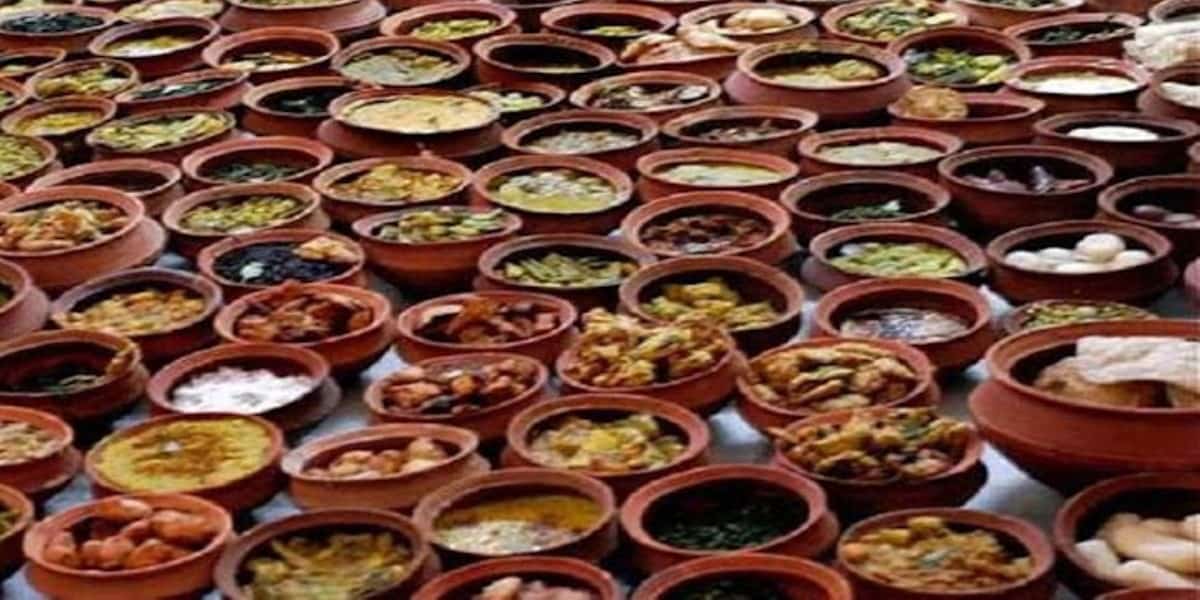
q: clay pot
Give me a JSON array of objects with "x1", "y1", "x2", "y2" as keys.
[
  {"x1": 938, "y1": 144, "x2": 1115, "y2": 234},
  {"x1": 470, "y1": 154, "x2": 634, "y2": 235},
  {"x1": 472, "y1": 33, "x2": 615, "y2": 89},
  {"x1": 802, "y1": 222, "x2": 987, "y2": 292},
  {"x1": 26, "y1": 57, "x2": 137, "y2": 101},
  {"x1": 353, "y1": 207, "x2": 521, "y2": 293},
  {"x1": 415, "y1": 556, "x2": 623, "y2": 600},
  {"x1": 735, "y1": 336, "x2": 941, "y2": 433},
  {"x1": 0, "y1": 6, "x2": 117, "y2": 54},
  {"x1": 949, "y1": 0, "x2": 1081, "y2": 28},
  {"x1": 501, "y1": 110, "x2": 660, "y2": 172},
  {"x1": 284, "y1": 423, "x2": 490, "y2": 511},
  {"x1": 315, "y1": 155, "x2": 472, "y2": 227},
  {"x1": 0, "y1": 182, "x2": 13, "y2": 199},
  {"x1": 1149, "y1": 0, "x2": 1200, "y2": 20},
  {"x1": 196, "y1": 228, "x2": 367, "y2": 300},
  {"x1": 781, "y1": 171, "x2": 950, "y2": 244},
  {"x1": 1004, "y1": 13, "x2": 1141, "y2": 58},
  {"x1": 1033, "y1": 112, "x2": 1199, "y2": 176},
  {"x1": 568, "y1": 70, "x2": 723, "y2": 125},
  {"x1": 365, "y1": 352, "x2": 551, "y2": 442},
  {"x1": 620, "y1": 464, "x2": 840, "y2": 573},
  {"x1": 0, "y1": 406, "x2": 79, "y2": 501},
  {"x1": 201, "y1": 27, "x2": 340, "y2": 84},
  {"x1": 823, "y1": 0, "x2": 968, "y2": 45},
  {"x1": 543, "y1": 2, "x2": 675, "y2": 49},
  {"x1": 837, "y1": 508, "x2": 1056, "y2": 600},
  {"x1": 161, "y1": 181, "x2": 328, "y2": 259},
  {"x1": 1192, "y1": 141, "x2": 1200, "y2": 172},
  {"x1": 620, "y1": 190, "x2": 797, "y2": 264},
  {"x1": 797, "y1": 126, "x2": 963, "y2": 180},
  {"x1": 491, "y1": 0, "x2": 582, "y2": 30},
  {"x1": 0, "y1": 133, "x2": 56, "y2": 185},
  {"x1": 1099, "y1": 590, "x2": 1200, "y2": 600},
  {"x1": 380, "y1": 3, "x2": 518, "y2": 50},
  {"x1": 889, "y1": 26, "x2": 1032, "y2": 90},
  {"x1": 86, "y1": 16, "x2": 216, "y2": 77},
  {"x1": 1004, "y1": 57, "x2": 1149, "y2": 116},
  {"x1": 412, "y1": 468, "x2": 618, "y2": 564},
  {"x1": 0, "y1": 78, "x2": 27, "y2": 119},
  {"x1": 679, "y1": 2, "x2": 817, "y2": 44},
  {"x1": 968, "y1": 319, "x2": 1200, "y2": 493},
  {"x1": 724, "y1": 40, "x2": 910, "y2": 126},
  {"x1": 503, "y1": 393, "x2": 710, "y2": 499},
  {"x1": 887, "y1": 92, "x2": 1046, "y2": 146},
  {"x1": 0, "y1": 185, "x2": 164, "y2": 294},
  {"x1": 0, "y1": 329, "x2": 147, "y2": 423},
  {"x1": 811, "y1": 277, "x2": 996, "y2": 372},
  {"x1": 635, "y1": 147, "x2": 799, "y2": 202},
  {"x1": 50, "y1": 267, "x2": 222, "y2": 366},
  {"x1": 634, "y1": 553, "x2": 853, "y2": 600},
  {"x1": 23, "y1": 493, "x2": 233, "y2": 600},
  {"x1": 214, "y1": 282, "x2": 395, "y2": 377},
  {"x1": 114, "y1": 68, "x2": 249, "y2": 115},
  {"x1": 0, "y1": 258, "x2": 47, "y2": 340},
  {"x1": 0, "y1": 483, "x2": 32, "y2": 579},
  {"x1": 0, "y1": 46, "x2": 66, "y2": 81},
  {"x1": 998, "y1": 298, "x2": 1157, "y2": 336},
  {"x1": 180, "y1": 135, "x2": 334, "y2": 189},
  {"x1": 394, "y1": 292, "x2": 577, "y2": 365},
  {"x1": 27, "y1": 158, "x2": 183, "y2": 217},
  {"x1": 146, "y1": 342, "x2": 338, "y2": 432},
  {"x1": 332, "y1": 36, "x2": 469, "y2": 88},
  {"x1": 984, "y1": 219, "x2": 1176, "y2": 305},
  {"x1": 1, "y1": 95, "x2": 115, "y2": 164},
  {"x1": 240, "y1": 75, "x2": 355, "y2": 138},
  {"x1": 1097, "y1": 174, "x2": 1200, "y2": 264},
  {"x1": 87, "y1": 107, "x2": 238, "y2": 164},
  {"x1": 220, "y1": 0, "x2": 385, "y2": 39},
  {"x1": 619, "y1": 256, "x2": 804, "y2": 357},
  {"x1": 1137, "y1": 63, "x2": 1200, "y2": 125},
  {"x1": 466, "y1": 81, "x2": 568, "y2": 125},
  {"x1": 1054, "y1": 472, "x2": 1200, "y2": 599},
  {"x1": 661, "y1": 105, "x2": 818, "y2": 156},
  {"x1": 475, "y1": 234, "x2": 657, "y2": 312},
  {"x1": 215, "y1": 509, "x2": 439, "y2": 598}
]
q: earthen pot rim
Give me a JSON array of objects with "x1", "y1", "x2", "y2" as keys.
[
  {"x1": 115, "y1": 68, "x2": 248, "y2": 106},
  {"x1": 201, "y1": 26, "x2": 340, "y2": 71},
  {"x1": 1149, "y1": 0, "x2": 1200, "y2": 21},
  {"x1": 0, "y1": 483, "x2": 34, "y2": 548},
  {"x1": 501, "y1": 109, "x2": 659, "y2": 155},
  {"x1": 0, "y1": 46, "x2": 66, "y2": 79},
  {"x1": 352, "y1": 206, "x2": 523, "y2": 248},
  {"x1": 180, "y1": 135, "x2": 335, "y2": 187},
  {"x1": 0, "y1": 405, "x2": 75, "y2": 469},
  {"x1": 86, "y1": 107, "x2": 235, "y2": 154},
  {"x1": 569, "y1": 70, "x2": 722, "y2": 114},
  {"x1": 1150, "y1": 62, "x2": 1200, "y2": 112},
  {"x1": 28, "y1": 158, "x2": 181, "y2": 198},
  {"x1": 938, "y1": 143, "x2": 1114, "y2": 197},
  {"x1": 1034, "y1": 111, "x2": 1200, "y2": 144},
  {"x1": 328, "y1": 87, "x2": 500, "y2": 137},
  {"x1": 1002, "y1": 12, "x2": 1142, "y2": 45},
  {"x1": 662, "y1": 105, "x2": 820, "y2": 144},
  {"x1": 808, "y1": 221, "x2": 988, "y2": 275},
  {"x1": 543, "y1": 2, "x2": 677, "y2": 37},
  {"x1": 240, "y1": 75, "x2": 354, "y2": 119},
  {"x1": 885, "y1": 24, "x2": 1033, "y2": 61},
  {"x1": 27, "y1": 58, "x2": 138, "y2": 101},
  {"x1": 314, "y1": 154, "x2": 472, "y2": 207},
  {"x1": 984, "y1": 218, "x2": 1173, "y2": 276},
  {"x1": 226, "y1": 0, "x2": 359, "y2": 12},
  {"x1": 798, "y1": 125, "x2": 964, "y2": 167},
  {"x1": 1, "y1": 95, "x2": 117, "y2": 138},
  {"x1": 822, "y1": 0, "x2": 968, "y2": 45},
  {"x1": 633, "y1": 553, "x2": 853, "y2": 600},
  {"x1": 473, "y1": 32, "x2": 617, "y2": 75},
  {"x1": 471, "y1": 154, "x2": 635, "y2": 218},
  {"x1": 0, "y1": 185, "x2": 142, "y2": 258},
  {"x1": 332, "y1": 36, "x2": 470, "y2": 87},
  {"x1": 738, "y1": 39, "x2": 907, "y2": 90},
  {"x1": 635, "y1": 147, "x2": 800, "y2": 187},
  {"x1": 0, "y1": 78, "x2": 29, "y2": 116},
  {"x1": 161, "y1": 181, "x2": 322, "y2": 240},
  {"x1": 1004, "y1": 56, "x2": 1150, "y2": 95},
  {"x1": 50, "y1": 266, "x2": 223, "y2": 338},
  {"x1": 0, "y1": 133, "x2": 56, "y2": 183},
  {"x1": 465, "y1": 80, "x2": 568, "y2": 116},
  {"x1": 781, "y1": 170, "x2": 951, "y2": 223},
  {"x1": 478, "y1": 233, "x2": 657, "y2": 293},
  {"x1": 0, "y1": 329, "x2": 143, "y2": 400},
  {"x1": 0, "y1": 256, "x2": 36, "y2": 317},
  {"x1": 214, "y1": 282, "x2": 392, "y2": 348},
  {"x1": 887, "y1": 91, "x2": 1045, "y2": 123},
  {"x1": 281, "y1": 422, "x2": 480, "y2": 483},
  {"x1": 195, "y1": 228, "x2": 365, "y2": 292},
  {"x1": 1097, "y1": 174, "x2": 1200, "y2": 233},
  {"x1": 396, "y1": 293, "x2": 577, "y2": 353},
  {"x1": 952, "y1": 0, "x2": 1084, "y2": 12},
  {"x1": 0, "y1": 5, "x2": 116, "y2": 38},
  {"x1": 87, "y1": 15, "x2": 219, "y2": 59},
  {"x1": 365, "y1": 352, "x2": 550, "y2": 421},
  {"x1": 679, "y1": 2, "x2": 817, "y2": 34},
  {"x1": 556, "y1": 331, "x2": 741, "y2": 394},
  {"x1": 621, "y1": 190, "x2": 793, "y2": 260},
  {"x1": 811, "y1": 276, "x2": 992, "y2": 346},
  {"x1": 382, "y1": 2, "x2": 518, "y2": 37},
  {"x1": 999, "y1": 298, "x2": 1157, "y2": 336},
  {"x1": 413, "y1": 556, "x2": 622, "y2": 600}
]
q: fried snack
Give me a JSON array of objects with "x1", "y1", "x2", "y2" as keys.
[
  {"x1": 747, "y1": 342, "x2": 918, "y2": 412},
  {"x1": 234, "y1": 283, "x2": 374, "y2": 343},
  {"x1": 563, "y1": 309, "x2": 730, "y2": 387}
]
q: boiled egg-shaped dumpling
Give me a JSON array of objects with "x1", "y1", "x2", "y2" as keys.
[{"x1": 1075, "y1": 233, "x2": 1125, "y2": 263}]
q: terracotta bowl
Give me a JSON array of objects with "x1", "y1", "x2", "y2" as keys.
[
  {"x1": 999, "y1": 298, "x2": 1157, "y2": 336},
  {"x1": 472, "y1": 33, "x2": 616, "y2": 89},
  {"x1": 0, "y1": 132, "x2": 56, "y2": 185},
  {"x1": 984, "y1": 219, "x2": 1176, "y2": 305},
  {"x1": 938, "y1": 144, "x2": 1115, "y2": 234},
  {"x1": 469, "y1": 154, "x2": 634, "y2": 236},
  {"x1": 502, "y1": 393, "x2": 711, "y2": 499},
  {"x1": 811, "y1": 277, "x2": 996, "y2": 373},
  {"x1": 50, "y1": 267, "x2": 222, "y2": 366},
  {"x1": 332, "y1": 36, "x2": 469, "y2": 88},
  {"x1": 1098, "y1": 174, "x2": 1200, "y2": 263},
  {"x1": 797, "y1": 126, "x2": 963, "y2": 180},
  {"x1": 465, "y1": 81, "x2": 568, "y2": 126},
  {"x1": 1004, "y1": 57, "x2": 1149, "y2": 116},
  {"x1": 888, "y1": 92, "x2": 1046, "y2": 146},
  {"x1": 489, "y1": 0, "x2": 582, "y2": 30},
  {"x1": 1054, "y1": 472, "x2": 1200, "y2": 599},
  {"x1": 836, "y1": 508, "x2": 1057, "y2": 600},
  {"x1": 633, "y1": 553, "x2": 853, "y2": 600},
  {"x1": 678, "y1": 2, "x2": 817, "y2": 44},
  {"x1": 114, "y1": 68, "x2": 249, "y2": 115},
  {"x1": 180, "y1": 135, "x2": 334, "y2": 190},
  {"x1": 948, "y1": 0, "x2": 1082, "y2": 28},
  {"x1": 620, "y1": 190, "x2": 797, "y2": 265},
  {"x1": 822, "y1": 0, "x2": 967, "y2": 45},
  {"x1": 23, "y1": 493, "x2": 233, "y2": 600},
  {"x1": 353, "y1": 206, "x2": 521, "y2": 293},
  {"x1": 543, "y1": 2, "x2": 676, "y2": 49},
  {"x1": 214, "y1": 282, "x2": 394, "y2": 377},
  {"x1": 394, "y1": 292, "x2": 577, "y2": 365},
  {"x1": 613, "y1": 45, "x2": 742, "y2": 81},
  {"x1": 626, "y1": 0, "x2": 719, "y2": 16},
  {"x1": 475, "y1": 234, "x2": 657, "y2": 312},
  {"x1": 802, "y1": 222, "x2": 987, "y2": 292},
  {"x1": 1192, "y1": 141, "x2": 1200, "y2": 172},
  {"x1": 661, "y1": 105, "x2": 819, "y2": 157},
  {"x1": 379, "y1": 2, "x2": 519, "y2": 49},
  {"x1": 0, "y1": 95, "x2": 116, "y2": 164},
  {"x1": 619, "y1": 255, "x2": 805, "y2": 356},
  {"x1": 1004, "y1": 13, "x2": 1141, "y2": 58},
  {"x1": 27, "y1": 158, "x2": 183, "y2": 217},
  {"x1": 0, "y1": 77, "x2": 28, "y2": 119},
  {"x1": 161, "y1": 181, "x2": 328, "y2": 259},
  {"x1": 196, "y1": 228, "x2": 366, "y2": 300},
  {"x1": 219, "y1": 0, "x2": 385, "y2": 38},
  {"x1": 315, "y1": 155, "x2": 472, "y2": 227},
  {"x1": 414, "y1": 556, "x2": 624, "y2": 600},
  {"x1": 635, "y1": 147, "x2": 799, "y2": 202},
  {"x1": 781, "y1": 171, "x2": 950, "y2": 244},
  {"x1": 0, "y1": 46, "x2": 66, "y2": 82},
  {"x1": 1188, "y1": 258, "x2": 1200, "y2": 309},
  {"x1": 568, "y1": 70, "x2": 723, "y2": 125},
  {"x1": 284, "y1": 423, "x2": 490, "y2": 511},
  {"x1": 1033, "y1": 111, "x2": 1199, "y2": 175},
  {"x1": 86, "y1": 107, "x2": 238, "y2": 164},
  {"x1": 1149, "y1": 0, "x2": 1200, "y2": 20},
  {"x1": 0, "y1": 185, "x2": 163, "y2": 294},
  {"x1": 1099, "y1": 590, "x2": 1200, "y2": 600},
  {"x1": 886, "y1": 26, "x2": 1032, "y2": 90},
  {"x1": 0, "y1": 182, "x2": 14, "y2": 199},
  {"x1": 0, "y1": 483, "x2": 32, "y2": 578},
  {"x1": 0, "y1": 6, "x2": 117, "y2": 55},
  {"x1": 412, "y1": 468, "x2": 619, "y2": 564},
  {"x1": 724, "y1": 40, "x2": 910, "y2": 126},
  {"x1": 1138, "y1": 62, "x2": 1200, "y2": 125},
  {"x1": 619, "y1": 464, "x2": 841, "y2": 573},
  {"x1": 0, "y1": 406, "x2": 78, "y2": 501},
  {"x1": 214, "y1": 509, "x2": 439, "y2": 598},
  {"x1": 0, "y1": 329, "x2": 147, "y2": 423},
  {"x1": 0, "y1": 257, "x2": 48, "y2": 340},
  {"x1": 86, "y1": 16, "x2": 216, "y2": 78},
  {"x1": 735, "y1": 336, "x2": 941, "y2": 433},
  {"x1": 201, "y1": 26, "x2": 340, "y2": 84},
  {"x1": 969, "y1": 319, "x2": 1200, "y2": 493},
  {"x1": 500, "y1": 109, "x2": 660, "y2": 173},
  {"x1": 240, "y1": 75, "x2": 355, "y2": 138},
  {"x1": 146, "y1": 342, "x2": 337, "y2": 432},
  {"x1": 26, "y1": 57, "x2": 137, "y2": 101}
]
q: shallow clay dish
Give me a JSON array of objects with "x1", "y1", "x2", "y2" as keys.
[
  {"x1": 379, "y1": 2, "x2": 518, "y2": 49},
  {"x1": 86, "y1": 16, "x2": 217, "y2": 78},
  {"x1": 635, "y1": 147, "x2": 799, "y2": 202},
  {"x1": 197, "y1": 228, "x2": 366, "y2": 300},
  {"x1": 86, "y1": 107, "x2": 237, "y2": 164},
  {"x1": 662, "y1": 105, "x2": 819, "y2": 156},
  {"x1": 161, "y1": 181, "x2": 328, "y2": 259},
  {"x1": 0, "y1": 483, "x2": 32, "y2": 578},
  {"x1": 679, "y1": 2, "x2": 817, "y2": 44},
  {"x1": 781, "y1": 171, "x2": 950, "y2": 244},
  {"x1": 948, "y1": 0, "x2": 1082, "y2": 28},
  {"x1": 240, "y1": 75, "x2": 355, "y2": 138},
  {"x1": 0, "y1": 133, "x2": 55, "y2": 184},
  {"x1": 620, "y1": 191, "x2": 797, "y2": 265},
  {"x1": 332, "y1": 36, "x2": 469, "y2": 88},
  {"x1": 886, "y1": 26, "x2": 1032, "y2": 90},
  {"x1": 543, "y1": 2, "x2": 675, "y2": 49},
  {"x1": 887, "y1": 92, "x2": 1046, "y2": 146},
  {"x1": 472, "y1": 33, "x2": 615, "y2": 89},
  {"x1": 500, "y1": 109, "x2": 660, "y2": 173},
  {"x1": 0, "y1": 6, "x2": 117, "y2": 55},
  {"x1": 0, "y1": 257, "x2": 49, "y2": 340},
  {"x1": 802, "y1": 222, "x2": 987, "y2": 292},
  {"x1": 181, "y1": 135, "x2": 334, "y2": 189},
  {"x1": 569, "y1": 70, "x2": 723, "y2": 124},
  {"x1": 315, "y1": 155, "x2": 472, "y2": 227},
  {"x1": 1033, "y1": 111, "x2": 1198, "y2": 175},
  {"x1": 0, "y1": 46, "x2": 66, "y2": 82},
  {"x1": 219, "y1": 0, "x2": 385, "y2": 38},
  {"x1": 114, "y1": 68, "x2": 249, "y2": 115},
  {"x1": 0, "y1": 406, "x2": 79, "y2": 501},
  {"x1": 26, "y1": 57, "x2": 137, "y2": 102},
  {"x1": 1, "y1": 95, "x2": 116, "y2": 164},
  {"x1": 1004, "y1": 12, "x2": 1141, "y2": 58},
  {"x1": 465, "y1": 81, "x2": 568, "y2": 126},
  {"x1": 201, "y1": 26, "x2": 340, "y2": 84},
  {"x1": 1097, "y1": 174, "x2": 1200, "y2": 263},
  {"x1": 414, "y1": 556, "x2": 624, "y2": 600},
  {"x1": 822, "y1": 0, "x2": 967, "y2": 45},
  {"x1": 27, "y1": 158, "x2": 183, "y2": 217},
  {"x1": 797, "y1": 126, "x2": 963, "y2": 180},
  {"x1": 633, "y1": 553, "x2": 853, "y2": 600},
  {"x1": 1004, "y1": 57, "x2": 1148, "y2": 115}
]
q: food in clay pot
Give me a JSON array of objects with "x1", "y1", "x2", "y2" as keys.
[
  {"x1": 117, "y1": 70, "x2": 248, "y2": 114},
  {"x1": 472, "y1": 577, "x2": 599, "y2": 600},
  {"x1": 0, "y1": 335, "x2": 141, "y2": 423},
  {"x1": 573, "y1": 75, "x2": 719, "y2": 122},
  {"x1": 755, "y1": 46, "x2": 888, "y2": 88},
  {"x1": 468, "y1": 85, "x2": 560, "y2": 120},
  {"x1": 168, "y1": 365, "x2": 319, "y2": 416},
  {"x1": 28, "y1": 59, "x2": 136, "y2": 101},
  {"x1": 50, "y1": 277, "x2": 211, "y2": 345},
  {"x1": 0, "y1": 7, "x2": 114, "y2": 54},
  {"x1": 1002, "y1": 232, "x2": 1152, "y2": 274},
  {"x1": 208, "y1": 31, "x2": 336, "y2": 79},
  {"x1": 230, "y1": 282, "x2": 375, "y2": 345},
  {"x1": 617, "y1": 24, "x2": 749, "y2": 73},
  {"x1": 642, "y1": 479, "x2": 810, "y2": 554},
  {"x1": 525, "y1": 410, "x2": 688, "y2": 474},
  {"x1": 0, "y1": 346, "x2": 124, "y2": 392},
  {"x1": 484, "y1": 166, "x2": 625, "y2": 218},
  {"x1": 87, "y1": 109, "x2": 233, "y2": 158},
  {"x1": 0, "y1": 417, "x2": 60, "y2": 467},
  {"x1": 251, "y1": 80, "x2": 352, "y2": 122},
  {"x1": 176, "y1": 189, "x2": 315, "y2": 237},
  {"x1": 902, "y1": 44, "x2": 1016, "y2": 87},
  {"x1": 1032, "y1": 335, "x2": 1199, "y2": 410},
  {"x1": 3, "y1": 99, "x2": 111, "y2": 139},
  {"x1": 687, "y1": 5, "x2": 813, "y2": 39},
  {"x1": 211, "y1": 235, "x2": 360, "y2": 288},
  {"x1": 1009, "y1": 15, "x2": 1138, "y2": 56},
  {"x1": 496, "y1": 248, "x2": 639, "y2": 290},
  {"x1": 830, "y1": 0, "x2": 964, "y2": 43},
  {"x1": 118, "y1": 0, "x2": 224, "y2": 21},
  {"x1": 1006, "y1": 300, "x2": 1156, "y2": 333},
  {"x1": 810, "y1": 135, "x2": 950, "y2": 169},
  {"x1": 838, "y1": 306, "x2": 971, "y2": 344},
  {"x1": 639, "y1": 276, "x2": 781, "y2": 333},
  {"x1": 745, "y1": 341, "x2": 923, "y2": 414},
  {"x1": 0, "y1": 134, "x2": 51, "y2": 182},
  {"x1": 637, "y1": 210, "x2": 775, "y2": 258},
  {"x1": 335, "y1": 90, "x2": 496, "y2": 137},
  {"x1": 325, "y1": 162, "x2": 466, "y2": 209},
  {"x1": 0, "y1": 48, "x2": 65, "y2": 81},
  {"x1": 431, "y1": 488, "x2": 606, "y2": 558},
  {"x1": 1073, "y1": 511, "x2": 1200, "y2": 590},
  {"x1": 507, "y1": 115, "x2": 655, "y2": 165},
  {"x1": 411, "y1": 295, "x2": 564, "y2": 347},
  {"x1": 830, "y1": 240, "x2": 970, "y2": 279},
  {"x1": 303, "y1": 436, "x2": 451, "y2": 480},
  {"x1": 335, "y1": 39, "x2": 467, "y2": 88},
  {"x1": 0, "y1": 197, "x2": 129, "y2": 253}
]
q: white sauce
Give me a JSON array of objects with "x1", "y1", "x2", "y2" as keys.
[
  {"x1": 1067, "y1": 125, "x2": 1161, "y2": 142},
  {"x1": 1019, "y1": 71, "x2": 1140, "y2": 95},
  {"x1": 1162, "y1": 81, "x2": 1200, "y2": 108},
  {"x1": 171, "y1": 367, "x2": 316, "y2": 414}
]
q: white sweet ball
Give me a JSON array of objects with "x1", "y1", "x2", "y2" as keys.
[
  {"x1": 1111, "y1": 249, "x2": 1152, "y2": 268},
  {"x1": 1037, "y1": 247, "x2": 1075, "y2": 263},
  {"x1": 1054, "y1": 261, "x2": 1106, "y2": 274},
  {"x1": 1075, "y1": 233, "x2": 1126, "y2": 263},
  {"x1": 1005, "y1": 250, "x2": 1044, "y2": 271}
]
